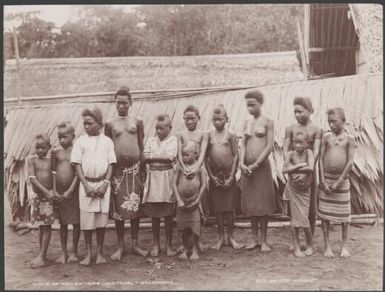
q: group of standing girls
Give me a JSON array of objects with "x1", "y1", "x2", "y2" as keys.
[{"x1": 27, "y1": 87, "x2": 356, "y2": 268}]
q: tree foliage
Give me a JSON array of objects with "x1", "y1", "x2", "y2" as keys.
[{"x1": 4, "y1": 4, "x2": 303, "y2": 59}]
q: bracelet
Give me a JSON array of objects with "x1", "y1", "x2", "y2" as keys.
[
  {"x1": 103, "y1": 179, "x2": 110, "y2": 185},
  {"x1": 52, "y1": 171, "x2": 57, "y2": 174}
]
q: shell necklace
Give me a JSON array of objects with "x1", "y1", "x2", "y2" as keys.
[
  {"x1": 247, "y1": 114, "x2": 262, "y2": 135},
  {"x1": 214, "y1": 129, "x2": 227, "y2": 145},
  {"x1": 332, "y1": 132, "x2": 345, "y2": 145},
  {"x1": 185, "y1": 161, "x2": 198, "y2": 172}
]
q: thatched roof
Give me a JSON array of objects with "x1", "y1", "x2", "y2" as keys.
[
  {"x1": 5, "y1": 73, "x2": 383, "y2": 218},
  {"x1": 349, "y1": 4, "x2": 383, "y2": 73},
  {"x1": 4, "y1": 51, "x2": 303, "y2": 100}
]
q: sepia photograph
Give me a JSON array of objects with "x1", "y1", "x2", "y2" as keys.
[{"x1": 3, "y1": 3, "x2": 383, "y2": 291}]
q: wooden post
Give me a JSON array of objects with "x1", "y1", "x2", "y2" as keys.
[
  {"x1": 304, "y1": 4, "x2": 311, "y2": 64},
  {"x1": 13, "y1": 26, "x2": 22, "y2": 105},
  {"x1": 297, "y1": 20, "x2": 308, "y2": 79}
]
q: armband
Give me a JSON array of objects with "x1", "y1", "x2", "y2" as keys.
[
  {"x1": 52, "y1": 171, "x2": 57, "y2": 174},
  {"x1": 103, "y1": 179, "x2": 110, "y2": 185}
]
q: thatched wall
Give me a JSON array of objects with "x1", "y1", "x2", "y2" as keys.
[
  {"x1": 4, "y1": 51, "x2": 303, "y2": 100},
  {"x1": 4, "y1": 73, "x2": 383, "y2": 221}
]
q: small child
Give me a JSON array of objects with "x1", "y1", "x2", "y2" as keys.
[
  {"x1": 283, "y1": 132, "x2": 315, "y2": 257},
  {"x1": 174, "y1": 142, "x2": 207, "y2": 260},
  {"x1": 71, "y1": 107, "x2": 117, "y2": 266},
  {"x1": 142, "y1": 114, "x2": 178, "y2": 257},
  {"x1": 318, "y1": 108, "x2": 356, "y2": 258},
  {"x1": 177, "y1": 105, "x2": 209, "y2": 251},
  {"x1": 205, "y1": 105, "x2": 242, "y2": 250},
  {"x1": 28, "y1": 133, "x2": 56, "y2": 268},
  {"x1": 284, "y1": 97, "x2": 322, "y2": 235},
  {"x1": 52, "y1": 122, "x2": 80, "y2": 263}
]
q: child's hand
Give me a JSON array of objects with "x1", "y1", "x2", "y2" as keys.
[
  {"x1": 84, "y1": 184, "x2": 96, "y2": 198},
  {"x1": 62, "y1": 190, "x2": 73, "y2": 201},
  {"x1": 222, "y1": 177, "x2": 234, "y2": 189},
  {"x1": 320, "y1": 181, "x2": 331, "y2": 195},
  {"x1": 46, "y1": 190, "x2": 55, "y2": 201},
  {"x1": 212, "y1": 176, "x2": 223, "y2": 187},
  {"x1": 297, "y1": 162, "x2": 308, "y2": 168},
  {"x1": 54, "y1": 192, "x2": 66, "y2": 204},
  {"x1": 240, "y1": 164, "x2": 252, "y2": 175},
  {"x1": 329, "y1": 181, "x2": 340, "y2": 192},
  {"x1": 249, "y1": 162, "x2": 260, "y2": 172},
  {"x1": 184, "y1": 200, "x2": 200, "y2": 210},
  {"x1": 95, "y1": 183, "x2": 108, "y2": 198},
  {"x1": 177, "y1": 201, "x2": 186, "y2": 209}
]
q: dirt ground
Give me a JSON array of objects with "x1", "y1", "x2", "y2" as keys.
[{"x1": 5, "y1": 222, "x2": 383, "y2": 291}]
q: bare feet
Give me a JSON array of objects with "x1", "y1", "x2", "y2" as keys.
[
  {"x1": 178, "y1": 250, "x2": 188, "y2": 260},
  {"x1": 110, "y1": 247, "x2": 125, "y2": 261},
  {"x1": 131, "y1": 242, "x2": 149, "y2": 257},
  {"x1": 245, "y1": 239, "x2": 259, "y2": 250},
  {"x1": 177, "y1": 245, "x2": 184, "y2": 253},
  {"x1": 166, "y1": 246, "x2": 177, "y2": 257},
  {"x1": 80, "y1": 252, "x2": 92, "y2": 266},
  {"x1": 304, "y1": 246, "x2": 315, "y2": 256},
  {"x1": 150, "y1": 244, "x2": 160, "y2": 257},
  {"x1": 55, "y1": 253, "x2": 68, "y2": 264},
  {"x1": 190, "y1": 252, "x2": 199, "y2": 260},
  {"x1": 323, "y1": 246, "x2": 335, "y2": 258},
  {"x1": 294, "y1": 248, "x2": 306, "y2": 257},
  {"x1": 30, "y1": 255, "x2": 46, "y2": 268},
  {"x1": 228, "y1": 237, "x2": 243, "y2": 250},
  {"x1": 198, "y1": 240, "x2": 208, "y2": 252},
  {"x1": 260, "y1": 242, "x2": 272, "y2": 253},
  {"x1": 340, "y1": 246, "x2": 351, "y2": 258},
  {"x1": 68, "y1": 252, "x2": 79, "y2": 263},
  {"x1": 96, "y1": 252, "x2": 107, "y2": 265},
  {"x1": 211, "y1": 238, "x2": 225, "y2": 251}
]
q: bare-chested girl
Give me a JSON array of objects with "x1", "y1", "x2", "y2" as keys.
[
  {"x1": 177, "y1": 105, "x2": 209, "y2": 251},
  {"x1": 28, "y1": 134, "x2": 56, "y2": 268},
  {"x1": 52, "y1": 122, "x2": 80, "y2": 264},
  {"x1": 283, "y1": 132, "x2": 315, "y2": 257},
  {"x1": 174, "y1": 142, "x2": 207, "y2": 260},
  {"x1": 284, "y1": 97, "x2": 322, "y2": 236},
  {"x1": 318, "y1": 108, "x2": 355, "y2": 258},
  {"x1": 205, "y1": 105, "x2": 242, "y2": 250},
  {"x1": 240, "y1": 89, "x2": 276, "y2": 252},
  {"x1": 105, "y1": 87, "x2": 148, "y2": 260}
]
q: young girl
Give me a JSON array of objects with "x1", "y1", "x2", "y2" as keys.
[
  {"x1": 142, "y1": 114, "x2": 178, "y2": 257},
  {"x1": 205, "y1": 105, "x2": 242, "y2": 250},
  {"x1": 283, "y1": 132, "x2": 315, "y2": 257},
  {"x1": 71, "y1": 107, "x2": 116, "y2": 266},
  {"x1": 240, "y1": 89, "x2": 275, "y2": 252},
  {"x1": 174, "y1": 142, "x2": 207, "y2": 260},
  {"x1": 52, "y1": 122, "x2": 80, "y2": 264},
  {"x1": 284, "y1": 97, "x2": 322, "y2": 235},
  {"x1": 28, "y1": 134, "x2": 56, "y2": 268},
  {"x1": 105, "y1": 87, "x2": 148, "y2": 260},
  {"x1": 318, "y1": 108, "x2": 355, "y2": 258}
]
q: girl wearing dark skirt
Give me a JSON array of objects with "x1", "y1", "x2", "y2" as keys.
[{"x1": 240, "y1": 89, "x2": 276, "y2": 252}]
